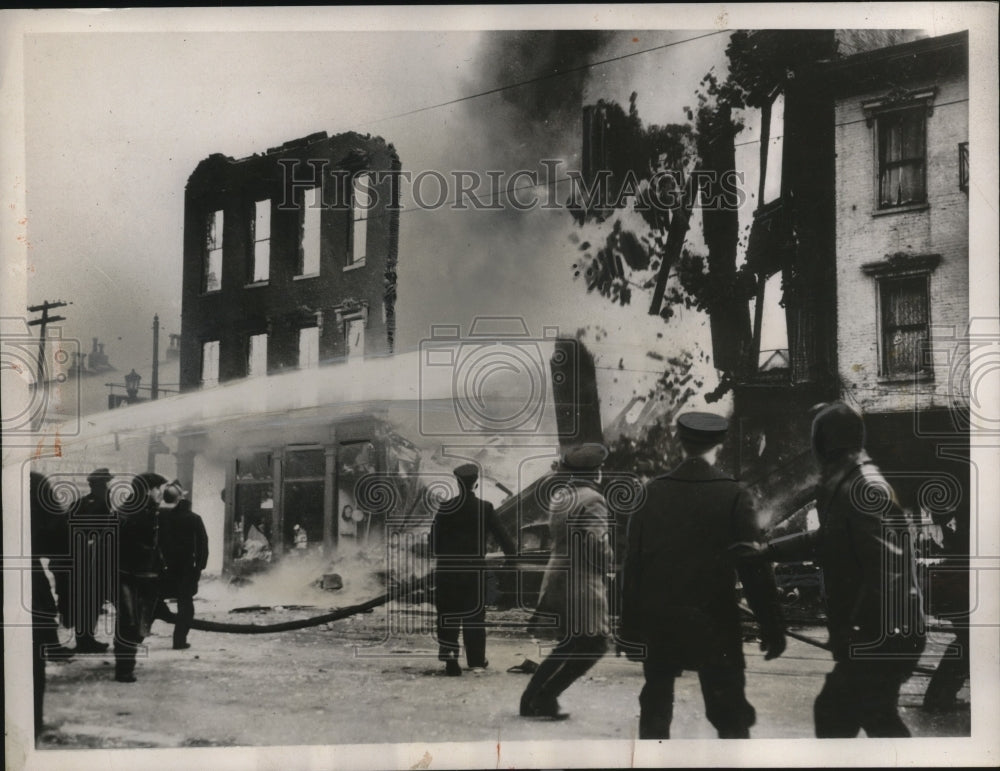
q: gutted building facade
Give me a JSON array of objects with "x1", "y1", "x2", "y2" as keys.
[
  {"x1": 180, "y1": 131, "x2": 401, "y2": 392},
  {"x1": 727, "y1": 30, "x2": 842, "y2": 508},
  {"x1": 175, "y1": 131, "x2": 403, "y2": 567}
]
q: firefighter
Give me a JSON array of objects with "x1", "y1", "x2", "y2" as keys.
[
  {"x1": 621, "y1": 412, "x2": 786, "y2": 740},
  {"x1": 159, "y1": 481, "x2": 209, "y2": 650},
  {"x1": 519, "y1": 443, "x2": 613, "y2": 720},
  {"x1": 430, "y1": 463, "x2": 516, "y2": 676},
  {"x1": 57, "y1": 467, "x2": 115, "y2": 653},
  {"x1": 755, "y1": 402, "x2": 925, "y2": 737},
  {"x1": 113, "y1": 472, "x2": 168, "y2": 683}
]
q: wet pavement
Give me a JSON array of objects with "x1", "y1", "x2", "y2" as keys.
[{"x1": 33, "y1": 603, "x2": 970, "y2": 751}]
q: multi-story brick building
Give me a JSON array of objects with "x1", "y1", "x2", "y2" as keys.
[
  {"x1": 715, "y1": 31, "x2": 971, "y2": 524},
  {"x1": 830, "y1": 31, "x2": 969, "y2": 411},
  {"x1": 825, "y1": 30, "x2": 969, "y2": 513},
  {"x1": 180, "y1": 131, "x2": 401, "y2": 391}
]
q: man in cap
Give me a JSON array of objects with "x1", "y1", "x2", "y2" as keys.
[
  {"x1": 114, "y1": 472, "x2": 168, "y2": 682},
  {"x1": 57, "y1": 468, "x2": 116, "y2": 653},
  {"x1": 430, "y1": 463, "x2": 516, "y2": 676},
  {"x1": 159, "y1": 480, "x2": 209, "y2": 650},
  {"x1": 755, "y1": 402, "x2": 925, "y2": 737},
  {"x1": 519, "y1": 443, "x2": 613, "y2": 720},
  {"x1": 621, "y1": 412, "x2": 786, "y2": 739}
]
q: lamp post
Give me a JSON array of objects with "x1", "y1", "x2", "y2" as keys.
[
  {"x1": 151, "y1": 314, "x2": 159, "y2": 400},
  {"x1": 124, "y1": 369, "x2": 141, "y2": 403}
]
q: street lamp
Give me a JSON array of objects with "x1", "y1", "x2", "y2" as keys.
[{"x1": 125, "y1": 368, "x2": 141, "y2": 402}]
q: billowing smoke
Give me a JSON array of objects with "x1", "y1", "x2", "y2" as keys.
[
  {"x1": 195, "y1": 549, "x2": 404, "y2": 612},
  {"x1": 396, "y1": 31, "x2": 624, "y2": 358},
  {"x1": 468, "y1": 31, "x2": 614, "y2": 161}
]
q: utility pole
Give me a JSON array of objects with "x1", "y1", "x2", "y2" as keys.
[
  {"x1": 151, "y1": 314, "x2": 160, "y2": 400},
  {"x1": 27, "y1": 300, "x2": 69, "y2": 431}
]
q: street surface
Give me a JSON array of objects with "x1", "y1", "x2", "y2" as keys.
[{"x1": 35, "y1": 594, "x2": 970, "y2": 750}]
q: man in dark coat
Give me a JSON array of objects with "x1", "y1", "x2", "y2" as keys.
[
  {"x1": 159, "y1": 481, "x2": 209, "y2": 650},
  {"x1": 520, "y1": 443, "x2": 613, "y2": 720},
  {"x1": 621, "y1": 412, "x2": 786, "y2": 740},
  {"x1": 430, "y1": 463, "x2": 516, "y2": 676},
  {"x1": 57, "y1": 467, "x2": 115, "y2": 653},
  {"x1": 114, "y1": 472, "x2": 167, "y2": 683},
  {"x1": 760, "y1": 402, "x2": 925, "y2": 737},
  {"x1": 30, "y1": 472, "x2": 67, "y2": 738}
]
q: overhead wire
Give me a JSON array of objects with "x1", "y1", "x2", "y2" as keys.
[{"x1": 358, "y1": 30, "x2": 731, "y2": 129}]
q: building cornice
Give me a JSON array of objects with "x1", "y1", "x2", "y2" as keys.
[{"x1": 861, "y1": 252, "x2": 942, "y2": 277}]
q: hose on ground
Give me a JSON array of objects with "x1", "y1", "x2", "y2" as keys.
[{"x1": 158, "y1": 574, "x2": 431, "y2": 634}]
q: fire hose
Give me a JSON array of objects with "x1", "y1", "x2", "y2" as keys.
[
  {"x1": 151, "y1": 577, "x2": 933, "y2": 678},
  {"x1": 156, "y1": 574, "x2": 431, "y2": 634},
  {"x1": 737, "y1": 605, "x2": 935, "y2": 676}
]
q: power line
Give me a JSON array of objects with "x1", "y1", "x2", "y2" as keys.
[
  {"x1": 394, "y1": 173, "x2": 576, "y2": 217},
  {"x1": 361, "y1": 30, "x2": 731, "y2": 128},
  {"x1": 387, "y1": 98, "x2": 973, "y2": 214}
]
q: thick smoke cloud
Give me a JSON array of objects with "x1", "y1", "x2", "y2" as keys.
[{"x1": 465, "y1": 31, "x2": 615, "y2": 167}]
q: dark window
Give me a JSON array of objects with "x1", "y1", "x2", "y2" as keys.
[
  {"x1": 877, "y1": 109, "x2": 926, "y2": 208},
  {"x1": 233, "y1": 452, "x2": 274, "y2": 563},
  {"x1": 285, "y1": 448, "x2": 325, "y2": 478},
  {"x1": 236, "y1": 452, "x2": 273, "y2": 480},
  {"x1": 879, "y1": 275, "x2": 930, "y2": 378},
  {"x1": 283, "y1": 448, "x2": 326, "y2": 553}
]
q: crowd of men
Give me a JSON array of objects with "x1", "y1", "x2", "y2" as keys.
[
  {"x1": 30, "y1": 470, "x2": 208, "y2": 732},
  {"x1": 30, "y1": 400, "x2": 940, "y2": 740},
  {"x1": 430, "y1": 402, "x2": 930, "y2": 738}
]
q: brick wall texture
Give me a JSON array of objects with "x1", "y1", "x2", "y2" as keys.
[{"x1": 834, "y1": 71, "x2": 969, "y2": 414}]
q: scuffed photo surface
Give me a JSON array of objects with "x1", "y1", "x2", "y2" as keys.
[{"x1": 2, "y1": 5, "x2": 997, "y2": 770}]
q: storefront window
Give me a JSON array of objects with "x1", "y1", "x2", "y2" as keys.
[
  {"x1": 283, "y1": 448, "x2": 326, "y2": 554},
  {"x1": 337, "y1": 441, "x2": 379, "y2": 546},
  {"x1": 233, "y1": 452, "x2": 274, "y2": 567}
]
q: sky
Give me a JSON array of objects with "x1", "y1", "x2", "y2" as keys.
[
  {"x1": 10, "y1": 6, "x2": 977, "y2": 423},
  {"x1": 19, "y1": 23, "x2": 732, "y2": 418}
]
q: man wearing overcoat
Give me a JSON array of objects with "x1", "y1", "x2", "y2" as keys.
[
  {"x1": 622, "y1": 412, "x2": 786, "y2": 739},
  {"x1": 58, "y1": 468, "x2": 116, "y2": 653},
  {"x1": 159, "y1": 481, "x2": 209, "y2": 650},
  {"x1": 114, "y1": 472, "x2": 167, "y2": 682},
  {"x1": 430, "y1": 463, "x2": 516, "y2": 676}
]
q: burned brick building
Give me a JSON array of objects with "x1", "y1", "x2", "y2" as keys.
[
  {"x1": 172, "y1": 130, "x2": 404, "y2": 568},
  {"x1": 724, "y1": 30, "x2": 842, "y2": 509},
  {"x1": 180, "y1": 131, "x2": 401, "y2": 391}
]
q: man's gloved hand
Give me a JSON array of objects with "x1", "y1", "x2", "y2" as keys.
[{"x1": 760, "y1": 625, "x2": 787, "y2": 661}]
